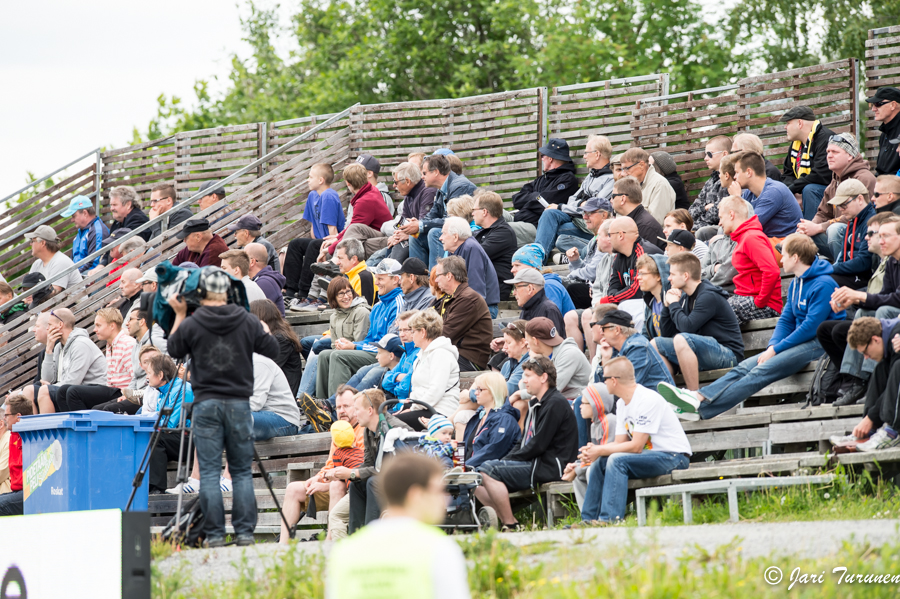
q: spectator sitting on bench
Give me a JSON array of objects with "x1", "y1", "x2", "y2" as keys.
[
  {"x1": 64, "y1": 195, "x2": 109, "y2": 273},
  {"x1": 875, "y1": 175, "x2": 900, "y2": 216},
  {"x1": 830, "y1": 318, "x2": 900, "y2": 452},
  {"x1": 658, "y1": 233, "x2": 845, "y2": 420},
  {"x1": 827, "y1": 179, "x2": 876, "y2": 290},
  {"x1": 780, "y1": 106, "x2": 835, "y2": 221},
  {"x1": 511, "y1": 138, "x2": 580, "y2": 227},
  {"x1": 249, "y1": 351, "x2": 302, "y2": 440},
  {"x1": 220, "y1": 249, "x2": 266, "y2": 304},
  {"x1": 310, "y1": 238, "x2": 376, "y2": 309},
  {"x1": 474, "y1": 356, "x2": 578, "y2": 532},
  {"x1": 472, "y1": 191, "x2": 517, "y2": 303},
  {"x1": 172, "y1": 218, "x2": 229, "y2": 268},
  {"x1": 228, "y1": 214, "x2": 281, "y2": 272},
  {"x1": 817, "y1": 215, "x2": 900, "y2": 406},
  {"x1": 637, "y1": 254, "x2": 669, "y2": 341},
  {"x1": 26, "y1": 225, "x2": 83, "y2": 292},
  {"x1": 0, "y1": 282, "x2": 26, "y2": 325},
  {"x1": 324, "y1": 163, "x2": 393, "y2": 261},
  {"x1": 0, "y1": 393, "x2": 33, "y2": 517},
  {"x1": 433, "y1": 256, "x2": 493, "y2": 372},
  {"x1": 487, "y1": 320, "x2": 531, "y2": 397},
  {"x1": 663, "y1": 209, "x2": 708, "y2": 260},
  {"x1": 572, "y1": 356, "x2": 691, "y2": 527},
  {"x1": 509, "y1": 243, "x2": 576, "y2": 329},
  {"x1": 281, "y1": 385, "x2": 362, "y2": 543},
  {"x1": 718, "y1": 195, "x2": 783, "y2": 323},
  {"x1": 246, "y1": 242, "x2": 286, "y2": 316},
  {"x1": 458, "y1": 372, "x2": 522, "y2": 470},
  {"x1": 148, "y1": 182, "x2": 194, "y2": 240},
  {"x1": 650, "y1": 151, "x2": 689, "y2": 211},
  {"x1": 375, "y1": 162, "x2": 436, "y2": 265},
  {"x1": 659, "y1": 229, "x2": 698, "y2": 260},
  {"x1": 33, "y1": 308, "x2": 107, "y2": 414},
  {"x1": 733, "y1": 150, "x2": 803, "y2": 243},
  {"x1": 250, "y1": 299, "x2": 303, "y2": 398},
  {"x1": 618, "y1": 149, "x2": 675, "y2": 224},
  {"x1": 440, "y1": 216, "x2": 500, "y2": 316},
  {"x1": 609, "y1": 176, "x2": 664, "y2": 247},
  {"x1": 401, "y1": 309, "x2": 460, "y2": 430},
  {"x1": 381, "y1": 311, "x2": 420, "y2": 401},
  {"x1": 651, "y1": 253, "x2": 744, "y2": 392},
  {"x1": 731, "y1": 133, "x2": 782, "y2": 181},
  {"x1": 561, "y1": 380, "x2": 616, "y2": 514},
  {"x1": 506, "y1": 268, "x2": 565, "y2": 336},
  {"x1": 147, "y1": 354, "x2": 195, "y2": 495},
  {"x1": 688, "y1": 135, "x2": 732, "y2": 232}
]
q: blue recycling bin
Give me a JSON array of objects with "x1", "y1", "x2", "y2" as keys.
[{"x1": 15, "y1": 411, "x2": 156, "y2": 514}]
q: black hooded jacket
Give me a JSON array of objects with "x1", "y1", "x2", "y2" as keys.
[
  {"x1": 875, "y1": 116, "x2": 900, "y2": 176},
  {"x1": 660, "y1": 280, "x2": 745, "y2": 361},
  {"x1": 512, "y1": 162, "x2": 580, "y2": 226},
  {"x1": 167, "y1": 303, "x2": 280, "y2": 402},
  {"x1": 503, "y1": 386, "x2": 578, "y2": 485},
  {"x1": 664, "y1": 172, "x2": 690, "y2": 211}
]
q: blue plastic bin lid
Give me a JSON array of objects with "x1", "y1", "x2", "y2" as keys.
[{"x1": 13, "y1": 410, "x2": 157, "y2": 433}]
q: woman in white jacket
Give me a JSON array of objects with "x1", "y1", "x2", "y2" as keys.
[{"x1": 401, "y1": 309, "x2": 460, "y2": 430}]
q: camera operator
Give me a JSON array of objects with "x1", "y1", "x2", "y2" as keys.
[{"x1": 166, "y1": 267, "x2": 280, "y2": 547}]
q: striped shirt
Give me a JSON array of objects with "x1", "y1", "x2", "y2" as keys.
[{"x1": 106, "y1": 329, "x2": 137, "y2": 389}]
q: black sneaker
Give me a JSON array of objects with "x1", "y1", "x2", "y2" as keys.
[
  {"x1": 298, "y1": 393, "x2": 334, "y2": 433},
  {"x1": 311, "y1": 261, "x2": 341, "y2": 277},
  {"x1": 316, "y1": 276, "x2": 334, "y2": 291}
]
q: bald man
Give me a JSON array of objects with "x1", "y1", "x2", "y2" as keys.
[
  {"x1": 247, "y1": 242, "x2": 286, "y2": 315},
  {"x1": 116, "y1": 267, "x2": 144, "y2": 319},
  {"x1": 598, "y1": 216, "x2": 662, "y2": 330}
]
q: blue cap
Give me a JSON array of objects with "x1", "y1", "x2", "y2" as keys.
[
  {"x1": 61, "y1": 195, "x2": 94, "y2": 218},
  {"x1": 433, "y1": 148, "x2": 455, "y2": 156},
  {"x1": 577, "y1": 197, "x2": 612, "y2": 214},
  {"x1": 375, "y1": 333, "x2": 405, "y2": 359}
]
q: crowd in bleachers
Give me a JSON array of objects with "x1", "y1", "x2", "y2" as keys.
[{"x1": 2, "y1": 88, "x2": 900, "y2": 540}]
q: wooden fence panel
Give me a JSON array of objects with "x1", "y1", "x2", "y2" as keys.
[
  {"x1": 865, "y1": 26, "x2": 900, "y2": 165},
  {"x1": 100, "y1": 137, "x2": 178, "y2": 222},
  {"x1": 174, "y1": 124, "x2": 263, "y2": 201},
  {"x1": 549, "y1": 74, "x2": 668, "y2": 177}
]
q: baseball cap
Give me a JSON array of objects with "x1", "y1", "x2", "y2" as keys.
[
  {"x1": 779, "y1": 106, "x2": 816, "y2": 122},
  {"x1": 610, "y1": 153, "x2": 624, "y2": 165},
  {"x1": 102, "y1": 228, "x2": 132, "y2": 247},
  {"x1": 432, "y1": 148, "x2": 455, "y2": 156},
  {"x1": 198, "y1": 266, "x2": 232, "y2": 295},
  {"x1": 227, "y1": 214, "x2": 262, "y2": 232},
  {"x1": 19, "y1": 272, "x2": 46, "y2": 290},
  {"x1": 61, "y1": 195, "x2": 94, "y2": 218},
  {"x1": 577, "y1": 197, "x2": 612, "y2": 214},
  {"x1": 370, "y1": 258, "x2": 402, "y2": 276},
  {"x1": 504, "y1": 269, "x2": 545, "y2": 287},
  {"x1": 198, "y1": 181, "x2": 226, "y2": 197},
  {"x1": 135, "y1": 270, "x2": 158, "y2": 284},
  {"x1": 355, "y1": 154, "x2": 380, "y2": 175},
  {"x1": 375, "y1": 333, "x2": 406, "y2": 359},
  {"x1": 658, "y1": 229, "x2": 695, "y2": 249},
  {"x1": 398, "y1": 257, "x2": 429, "y2": 276},
  {"x1": 24, "y1": 225, "x2": 59, "y2": 243},
  {"x1": 524, "y1": 317, "x2": 563, "y2": 347},
  {"x1": 597, "y1": 309, "x2": 635, "y2": 328},
  {"x1": 176, "y1": 218, "x2": 211, "y2": 240},
  {"x1": 828, "y1": 179, "x2": 870, "y2": 206},
  {"x1": 330, "y1": 420, "x2": 355, "y2": 448},
  {"x1": 866, "y1": 87, "x2": 900, "y2": 105}
]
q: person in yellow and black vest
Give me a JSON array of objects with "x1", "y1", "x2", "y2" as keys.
[{"x1": 780, "y1": 106, "x2": 835, "y2": 222}]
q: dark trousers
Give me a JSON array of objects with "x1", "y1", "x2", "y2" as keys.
[
  {"x1": 63, "y1": 385, "x2": 122, "y2": 411},
  {"x1": 284, "y1": 238, "x2": 325, "y2": 297},
  {"x1": 94, "y1": 398, "x2": 141, "y2": 414},
  {"x1": 865, "y1": 356, "x2": 900, "y2": 431},
  {"x1": 348, "y1": 477, "x2": 381, "y2": 534},
  {"x1": 150, "y1": 431, "x2": 190, "y2": 493},
  {"x1": 563, "y1": 280, "x2": 592, "y2": 309},
  {"x1": 458, "y1": 355, "x2": 481, "y2": 373},
  {"x1": 394, "y1": 410, "x2": 428, "y2": 431},
  {"x1": 0, "y1": 490, "x2": 24, "y2": 516},
  {"x1": 817, "y1": 320, "x2": 852, "y2": 370},
  {"x1": 831, "y1": 274, "x2": 869, "y2": 290}
]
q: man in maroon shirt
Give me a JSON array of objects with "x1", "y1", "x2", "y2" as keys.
[
  {"x1": 0, "y1": 393, "x2": 32, "y2": 516},
  {"x1": 173, "y1": 218, "x2": 229, "y2": 268}
]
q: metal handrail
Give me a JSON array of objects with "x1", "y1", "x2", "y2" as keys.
[
  {"x1": 0, "y1": 148, "x2": 101, "y2": 206},
  {"x1": 0, "y1": 104, "x2": 359, "y2": 313},
  {"x1": 553, "y1": 73, "x2": 664, "y2": 93},
  {"x1": 0, "y1": 190, "x2": 98, "y2": 250}
]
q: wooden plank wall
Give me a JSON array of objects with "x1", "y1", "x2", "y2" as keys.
[
  {"x1": 0, "y1": 128, "x2": 352, "y2": 394},
  {"x1": 865, "y1": 26, "x2": 900, "y2": 165},
  {"x1": 631, "y1": 59, "x2": 859, "y2": 201},
  {"x1": 549, "y1": 75, "x2": 667, "y2": 177},
  {"x1": 100, "y1": 137, "x2": 178, "y2": 216},
  {"x1": 174, "y1": 124, "x2": 262, "y2": 201}
]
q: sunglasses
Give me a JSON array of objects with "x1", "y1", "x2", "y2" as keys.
[
  {"x1": 866, "y1": 230, "x2": 880, "y2": 238},
  {"x1": 705, "y1": 150, "x2": 726, "y2": 158},
  {"x1": 874, "y1": 192, "x2": 895, "y2": 199},
  {"x1": 872, "y1": 100, "x2": 891, "y2": 108}
]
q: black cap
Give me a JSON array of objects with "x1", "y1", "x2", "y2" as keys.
[
  {"x1": 866, "y1": 87, "x2": 900, "y2": 104},
  {"x1": 19, "y1": 272, "x2": 46, "y2": 290},
  {"x1": 176, "y1": 218, "x2": 211, "y2": 240},
  {"x1": 398, "y1": 257, "x2": 429, "y2": 276},
  {"x1": 355, "y1": 154, "x2": 381, "y2": 175},
  {"x1": 779, "y1": 106, "x2": 816, "y2": 122},
  {"x1": 658, "y1": 229, "x2": 695, "y2": 249},
  {"x1": 597, "y1": 309, "x2": 635, "y2": 328},
  {"x1": 538, "y1": 138, "x2": 572, "y2": 162},
  {"x1": 198, "y1": 181, "x2": 226, "y2": 197},
  {"x1": 102, "y1": 228, "x2": 132, "y2": 247}
]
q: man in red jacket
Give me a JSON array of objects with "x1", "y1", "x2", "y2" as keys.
[
  {"x1": 718, "y1": 195, "x2": 783, "y2": 323},
  {"x1": 326, "y1": 163, "x2": 393, "y2": 259},
  {"x1": 0, "y1": 393, "x2": 33, "y2": 516}
]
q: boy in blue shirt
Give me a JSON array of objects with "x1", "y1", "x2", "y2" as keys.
[{"x1": 284, "y1": 163, "x2": 346, "y2": 305}]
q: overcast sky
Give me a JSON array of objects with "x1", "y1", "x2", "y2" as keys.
[{"x1": 0, "y1": 1, "x2": 260, "y2": 195}]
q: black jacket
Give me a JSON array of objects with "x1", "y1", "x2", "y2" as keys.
[
  {"x1": 149, "y1": 207, "x2": 194, "y2": 240},
  {"x1": 660, "y1": 280, "x2": 745, "y2": 361},
  {"x1": 862, "y1": 256, "x2": 900, "y2": 311},
  {"x1": 782, "y1": 122, "x2": 835, "y2": 194},
  {"x1": 624, "y1": 204, "x2": 664, "y2": 250},
  {"x1": 863, "y1": 320, "x2": 900, "y2": 430},
  {"x1": 765, "y1": 160, "x2": 783, "y2": 182},
  {"x1": 512, "y1": 162, "x2": 580, "y2": 226},
  {"x1": 520, "y1": 288, "x2": 565, "y2": 335},
  {"x1": 474, "y1": 218, "x2": 517, "y2": 298},
  {"x1": 167, "y1": 303, "x2": 280, "y2": 402},
  {"x1": 275, "y1": 333, "x2": 303, "y2": 397},
  {"x1": 665, "y1": 172, "x2": 690, "y2": 211},
  {"x1": 877, "y1": 197, "x2": 900, "y2": 217},
  {"x1": 401, "y1": 179, "x2": 437, "y2": 221},
  {"x1": 504, "y1": 386, "x2": 578, "y2": 486},
  {"x1": 875, "y1": 116, "x2": 900, "y2": 176},
  {"x1": 111, "y1": 207, "x2": 152, "y2": 242},
  {"x1": 601, "y1": 239, "x2": 661, "y2": 304}
]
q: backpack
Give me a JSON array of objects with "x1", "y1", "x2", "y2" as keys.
[
  {"x1": 805, "y1": 356, "x2": 839, "y2": 407},
  {"x1": 160, "y1": 496, "x2": 206, "y2": 548}
]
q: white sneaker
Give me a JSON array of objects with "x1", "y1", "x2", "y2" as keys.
[
  {"x1": 166, "y1": 477, "x2": 200, "y2": 494},
  {"x1": 657, "y1": 382, "x2": 701, "y2": 413},
  {"x1": 829, "y1": 433, "x2": 862, "y2": 448},
  {"x1": 669, "y1": 403, "x2": 700, "y2": 421},
  {"x1": 220, "y1": 477, "x2": 233, "y2": 492},
  {"x1": 857, "y1": 426, "x2": 900, "y2": 452}
]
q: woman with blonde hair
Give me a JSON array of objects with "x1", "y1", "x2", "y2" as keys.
[
  {"x1": 460, "y1": 371, "x2": 522, "y2": 470},
  {"x1": 399, "y1": 309, "x2": 460, "y2": 430}
]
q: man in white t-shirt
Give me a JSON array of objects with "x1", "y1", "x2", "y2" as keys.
[
  {"x1": 26, "y1": 225, "x2": 83, "y2": 292},
  {"x1": 573, "y1": 356, "x2": 691, "y2": 526}
]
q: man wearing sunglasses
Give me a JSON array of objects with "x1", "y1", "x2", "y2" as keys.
[
  {"x1": 780, "y1": 106, "x2": 835, "y2": 221},
  {"x1": 865, "y1": 87, "x2": 900, "y2": 177}
]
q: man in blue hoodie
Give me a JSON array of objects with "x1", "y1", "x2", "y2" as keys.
[
  {"x1": 316, "y1": 267, "x2": 405, "y2": 398},
  {"x1": 658, "y1": 234, "x2": 845, "y2": 420},
  {"x1": 828, "y1": 179, "x2": 875, "y2": 289},
  {"x1": 652, "y1": 253, "x2": 744, "y2": 392}
]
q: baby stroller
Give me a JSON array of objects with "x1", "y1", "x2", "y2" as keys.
[{"x1": 378, "y1": 399, "x2": 499, "y2": 533}]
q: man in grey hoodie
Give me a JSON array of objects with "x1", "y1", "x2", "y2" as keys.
[{"x1": 35, "y1": 308, "x2": 107, "y2": 413}]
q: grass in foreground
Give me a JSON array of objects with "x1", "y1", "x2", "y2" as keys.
[{"x1": 152, "y1": 530, "x2": 900, "y2": 598}]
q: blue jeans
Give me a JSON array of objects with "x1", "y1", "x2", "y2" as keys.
[
  {"x1": 408, "y1": 227, "x2": 445, "y2": 270},
  {"x1": 581, "y1": 451, "x2": 689, "y2": 522},
  {"x1": 698, "y1": 339, "x2": 824, "y2": 419},
  {"x1": 328, "y1": 364, "x2": 387, "y2": 403},
  {"x1": 298, "y1": 337, "x2": 333, "y2": 396},
  {"x1": 556, "y1": 234, "x2": 589, "y2": 255},
  {"x1": 0, "y1": 489, "x2": 23, "y2": 516},
  {"x1": 252, "y1": 410, "x2": 299, "y2": 441},
  {"x1": 801, "y1": 184, "x2": 827, "y2": 221},
  {"x1": 811, "y1": 223, "x2": 847, "y2": 263},
  {"x1": 488, "y1": 304, "x2": 499, "y2": 319},
  {"x1": 300, "y1": 335, "x2": 326, "y2": 360},
  {"x1": 192, "y1": 400, "x2": 257, "y2": 542},
  {"x1": 534, "y1": 210, "x2": 593, "y2": 261},
  {"x1": 653, "y1": 333, "x2": 739, "y2": 371}
]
